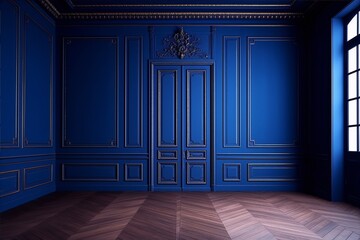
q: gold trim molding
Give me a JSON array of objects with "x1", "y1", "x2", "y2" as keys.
[
  {"x1": 36, "y1": 0, "x2": 303, "y2": 20},
  {"x1": 60, "y1": 12, "x2": 303, "y2": 20},
  {"x1": 67, "y1": 0, "x2": 297, "y2": 8},
  {"x1": 37, "y1": 0, "x2": 61, "y2": 18},
  {"x1": 46, "y1": 0, "x2": 298, "y2": 10},
  {"x1": 67, "y1": 1, "x2": 296, "y2": 8}
]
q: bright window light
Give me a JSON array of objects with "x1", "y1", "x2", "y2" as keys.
[
  {"x1": 349, "y1": 46, "x2": 357, "y2": 73},
  {"x1": 349, "y1": 127, "x2": 357, "y2": 151},
  {"x1": 349, "y1": 100, "x2": 357, "y2": 125},
  {"x1": 347, "y1": 13, "x2": 360, "y2": 152},
  {"x1": 348, "y1": 14, "x2": 357, "y2": 41},
  {"x1": 349, "y1": 72, "x2": 357, "y2": 99}
]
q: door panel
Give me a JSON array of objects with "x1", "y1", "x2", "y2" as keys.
[
  {"x1": 187, "y1": 162, "x2": 207, "y2": 184},
  {"x1": 158, "y1": 162, "x2": 178, "y2": 184},
  {"x1": 186, "y1": 69, "x2": 207, "y2": 147},
  {"x1": 154, "y1": 66, "x2": 182, "y2": 190},
  {"x1": 182, "y1": 66, "x2": 210, "y2": 190},
  {"x1": 154, "y1": 65, "x2": 210, "y2": 191},
  {"x1": 157, "y1": 69, "x2": 179, "y2": 147}
]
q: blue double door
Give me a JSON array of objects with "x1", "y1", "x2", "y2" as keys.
[{"x1": 153, "y1": 64, "x2": 211, "y2": 191}]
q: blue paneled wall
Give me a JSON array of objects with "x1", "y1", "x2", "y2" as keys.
[
  {"x1": 1, "y1": 0, "x2": 305, "y2": 212},
  {"x1": 214, "y1": 26, "x2": 300, "y2": 191},
  {"x1": 63, "y1": 37, "x2": 118, "y2": 147},
  {"x1": 57, "y1": 24, "x2": 300, "y2": 192},
  {"x1": 57, "y1": 26, "x2": 149, "y2": 191},
  {"x1": 304, "y1": 1, "x2": 360, "y2": 206},
  {"x1": 0, "y1": 0, "x2": 56, "y2": 212}
]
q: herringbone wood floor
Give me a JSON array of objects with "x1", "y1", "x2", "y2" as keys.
[{"x1": 1, "y1": 192, "x2": 359, "y2": 240}]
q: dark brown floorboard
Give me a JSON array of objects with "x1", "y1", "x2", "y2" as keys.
[{"x1": 1, "y1": 192, "x2": 359, "y2": 240}]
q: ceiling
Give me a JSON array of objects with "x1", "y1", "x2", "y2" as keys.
[{"x1": 35, "y1": 0, "x2": 325, "y2": 20}]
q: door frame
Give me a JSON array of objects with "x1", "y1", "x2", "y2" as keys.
[{"x1": 149, "y1": 60, "x2": 215, "y2": 191}]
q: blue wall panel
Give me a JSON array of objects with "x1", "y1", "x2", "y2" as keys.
[
  {"x1": 223, "y1": 163, "x2": 241, "y2": 182},
  {"x1": 213, "y1": 27, "x2": 300, "y2": 191},
  {"x1": 223, "y1": 36, "x2": 241, "y2": 148},
  {"x1": 215, "y1": 155, "x2": 299, "y2": 190},
  {"x1": 58, "y1": 27, "x2": 150, "y2": 192},
  {"x1": 248, "y1": 37, "x2": 299, "y2": 147},
  {"x1": 24, "y1": 164, "x2": 53, "y2": 190},
  {"x1": 60, "y1": 28, "x2": 149, "y2": 153},
  {"x1": 121, "y1": 160, "x2": 148, "y2": 188},
  {"x1": 124, "y1": 163, "x2": 143, "y2": 182},
  {"x1": 0, "y1": 0, "x2": 56, "y2": 212},
  {"x1": 0, "y1": 170, "x2": 20, "y2": 198},
  {"x1": 63, "y1": 37, "x2": 118, "y2": 147},
  {"x1": 125, "y1": 36, "x2": 143, "y2": 148},
  {"x1": 120, "y1": 29, "x2": 149, "y2": 153},
  {"x1": 247, "y1": 163, "x2": 297, "y2": 182},
  {"x1": 62, "y1": 163, "x2": 119, "y2": 181},
  {"x1": 56, "y1": 157, "x2": 148, "y2": 191},
  {"x1": 23, "y1": 16, "x2": 53, "y2": 147},
  {"x1": 0, "y1": 0, "x2": 19, "y2": 148},
  {"x1": 0, "y1": 158, "x2": 56, "y2": 212}
]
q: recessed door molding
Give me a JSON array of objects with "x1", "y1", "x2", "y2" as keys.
[{"x1": 150, "y1": 61, "x2": 214, "y2": 191}]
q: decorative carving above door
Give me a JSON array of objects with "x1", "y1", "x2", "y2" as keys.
[{"x1": 157, "y1": 27, "x2": 208, "y2": 59}]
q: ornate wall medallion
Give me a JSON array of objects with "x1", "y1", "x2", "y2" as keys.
[{"x1": 157, "y1": 27, "x2": 208, "y2": 59}]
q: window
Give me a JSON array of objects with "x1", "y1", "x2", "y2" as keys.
[{"x1": 347, "y1": 12, "x2": 360, "y2": 151}]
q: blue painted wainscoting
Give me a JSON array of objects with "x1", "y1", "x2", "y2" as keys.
[
  {"x1": 58, "y1": 25, "x2": 301, "y2": 192},
  {"x1": 1, "y1": 0, "x2": 305, "y2": 212},
  {"x1": 0, "y1": 156, "x2": 56, "y2": 212},
  {"x1": 57, "y1": 27, "x2": 150, "y2": 191},
  {"x1": 0, "y1": 0, "x2": 56, "y2": 212},
  {"x1": 214, "y1": 26, "x2": 301, "y2": 191}
]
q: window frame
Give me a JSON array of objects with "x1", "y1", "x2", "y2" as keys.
[{"x1": 346, "y1": 9, "x2": 360, "y2": 153}]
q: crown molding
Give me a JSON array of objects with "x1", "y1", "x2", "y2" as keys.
[
  {"x1": 37, "y1": 0, "x2": 304, "y2": 20},
  {"x1": 65, "y1": 0, "x2": 297, "y2": 8},
  {"x1": 60, "y1": 12, "x2": 303, "y2": 20},
  {"x1": 37, "y1": 0, "x2": 61, "y2": 18},
  {"x1": 64, "y1": 0, "x2": 297, "y2": 8},
  {"x1": 72, "y1": 4, "x2": 295, "y2": 8}
]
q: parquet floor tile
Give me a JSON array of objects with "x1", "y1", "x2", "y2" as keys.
[{"x1": 1, "y1": 192, "x2": 359, "y2": 240}]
